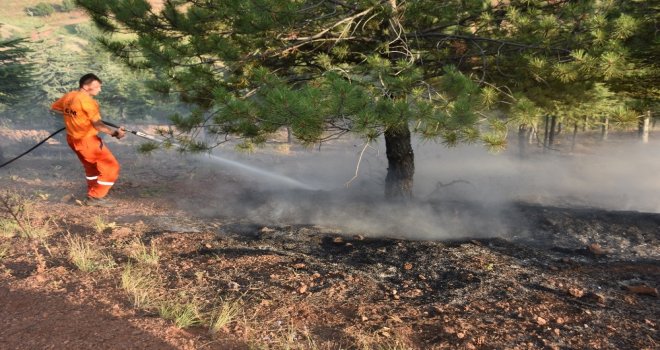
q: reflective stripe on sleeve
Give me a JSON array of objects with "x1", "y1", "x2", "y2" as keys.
[
  {"x1": 97, "y1": 180, "x2": 114, "y2": 186},
  {"x1": 86, "y1": 176, "x2": 98, "y2": 180}
]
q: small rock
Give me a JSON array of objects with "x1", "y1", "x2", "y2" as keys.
[
  {"x1": 298, "y1": 284, "x2": 308, "y2": 294},
  {"x1": 568, "y1": 287, "x2": 585, "y2": 298},
  {"x1": 260, "y1": 227, "x2": 275, "y2": 233},
  {"x1": 60, "y1": 194, "x2": 74, "y2": 203},
  {"x1": 457, "y1": 332, "x2": 466, "y2": 339},
  {"x1": 625, "y1": 284, "x2": 659, "y2": 297},
  {"x1": 360, "y1": 315, "x2": 368, "y2": 322},
  {"x1": 587, "y1": 243, "x2": 609, "y2": 255},
  {"x1": 332, "y1": 236, "x2": 344, "y2": 244},
  {"x1": 465, "y1": 342, "x2": 476, "y2": 350},
  {"x1": 227, "y1": 281, "x2": 240, "y2": 290},
  {"x1": 553, "y1": 328, "x2": 560, "y2": 336},
  {"x1": 292, "y1": 263, "x2": 306, "y2": 269},
  {"x1": 353, "y1": 235, "x2": 365, "y2": 241},
  {"x1": 536, "y1": 316, "x2": 547, "y2": 326},
  {"x1": 403, "y1": 262, "x2": 413, "y2": 270},
  {"x1": 555, "y1": 317, "x2": 565, "y2": 324}
]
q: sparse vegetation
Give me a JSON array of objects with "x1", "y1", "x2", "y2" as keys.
[
  {"x1": 121, "y1": 264, "x2": 159, "y2": 309},
  {"x1": 0, "y1": 243, "x2": 9, "y2": 261},
  {"x1": 61, "y1": 0, "x2": 76, "y2": 12},
  {"x1": 0, "y1": 219, "x2": 20, "y2": 238},
  {"x1": 208, "y1": 297, "x2": 242, "y2": 334},
  {"x1": 66, "y1": 235, "x2": 115, "y2": 272},
  {"x1": 92, "y1": 216, "x2": 116, "y2": 234},
  {"x1": 28, "y1": 3, "x2": 55, "y2": 17},
  {"x1": 128, "y1": 238, "x2": 160, "y2": 266},
  {"x1": 158, "y1": 300, "x2": 201, "y2": 329},
  {"x1": 0, "y1": 190, "x2": 49, "y2": 239}
]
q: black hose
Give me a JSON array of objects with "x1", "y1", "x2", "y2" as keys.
[{"x1": 0, "y1": 127, "x2": 66, "y2": 169}]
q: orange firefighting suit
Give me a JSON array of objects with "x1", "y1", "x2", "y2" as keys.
[{"x1": 52, "y1": 91, "x2": 120, "y2": 199}]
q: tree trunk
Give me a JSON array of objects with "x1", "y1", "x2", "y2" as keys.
[
  {"x1": 571, "y1": 122, "x2": 578, "y2": 152},
  {"x1": 639, "y1": 110, "x2": 650, "y2": 144},
  {"x1": 601, "y1": 116, "x2": 609, "y2": 141},
  {"x1": 543, "y1": 115, "x2": 550, "y2": 152},
  {"x1": 518, "y1": 124, "x2": 527, "y2": 159},
  {"x1": 556, "y1": 122, "x2": 562, "y2": 136},
  {"x1": 582, "y1": 116, "x2": 588, "y2": 132},
  {"x1": 548, "y1": 116, "x2": 558, "y2": 147},
  {"x1": 384, "y1": 124, "x2": 414, "y2": 201},
  {"x1": 286, "y1": 126, "x2": 293, "y2": 144}
]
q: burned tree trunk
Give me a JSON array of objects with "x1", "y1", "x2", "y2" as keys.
[{"x1": 384, "y1": 124, "x2": 414, "y2": 201}]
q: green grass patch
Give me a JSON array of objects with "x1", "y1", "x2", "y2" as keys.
[
  {"x1": 66, "y1": 235, "x2": 115, "y2": 272},
  {"x1": 121, "y1": 264, "x2": 160, "y2": 309},
  {"x1": 158, "y1": 300, "x2": 201, "y2": 329}
]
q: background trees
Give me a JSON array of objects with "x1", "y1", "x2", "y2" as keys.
[
  {"x1": 74, "y1": 0, "x2": 657, "y2": 198},
  {"x1": 0, "y1": 38, "x2": 34, "y2": 106}
]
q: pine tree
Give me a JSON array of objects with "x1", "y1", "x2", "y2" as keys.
[
  {"x1": 76, "y1": 0, "x2": 648, "y2": 199},
  {"x1": 0, "y1": 38, "x2": 33, "y2": 105}
]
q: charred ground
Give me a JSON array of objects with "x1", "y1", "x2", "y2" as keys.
[{"x1": 0, "y1": 131, "x2": 658, "y2": 349}]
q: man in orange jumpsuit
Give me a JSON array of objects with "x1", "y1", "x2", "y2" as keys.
[{"x1": 51, "y1": 73, "x2": 126, "y2": 206}]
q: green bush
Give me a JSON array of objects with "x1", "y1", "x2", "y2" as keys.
[
  {"x1": 61, "y1": 0, "x2": 76, "y2": 12},
  {"x1": 29, "y1": 3, "x2": 56, "y2": 17}
]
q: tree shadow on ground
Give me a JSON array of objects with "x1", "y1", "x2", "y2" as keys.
[{"x1": 0, "y1": 286, "x2": 178, "y2": 350}]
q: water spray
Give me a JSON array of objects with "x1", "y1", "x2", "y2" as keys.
[{"x1": 1, "y1": 120, "x2": 315, "y2": 190}]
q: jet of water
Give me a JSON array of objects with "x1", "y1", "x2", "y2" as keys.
[{"x1": 198, "y1": 154, "x2": 316, "y2": 190}]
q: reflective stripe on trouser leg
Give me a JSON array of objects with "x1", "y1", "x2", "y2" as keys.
[
  {"x1": 86, "y1": 176, "x2": 98, "y2": 193},
  {"x1": 67, "y1": 135, "x2": 120, "y2": 199}
]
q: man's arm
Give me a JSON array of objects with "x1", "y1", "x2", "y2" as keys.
[
  {"x1": 51, "y1": 98, "x2": 64, "y2": 112},
  {"x1": 92, "y1": 119, "x2": 126, "y2": 139}
]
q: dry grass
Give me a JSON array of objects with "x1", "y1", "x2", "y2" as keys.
[
  {"x1": 128, "y1": 238, "x2": 160, "y2": 266},
  {"x1": 0, "y1": 191, "x2": 50, "y2": 239},
  {"x1": 93, "y1": 216, "x2": 116, "y2": 234},
  {"x1": 0, "y1": 219, "x2": 20, "y2": 238},
  {"x1": 66, "y1": 235, "x2": 115, "y2": 272},
  {"x1": 0, "y1": 243, "x2": 10, "y2": 261},
  {"x1": 120, "y1": 264, "x2": 160, "y2": 309},
  {"x1": 158, "y1": 300, "x2": 201, "y2": 329},
  {"x1": 208, "y1": 297, "x2": 243, "y2": 334}
]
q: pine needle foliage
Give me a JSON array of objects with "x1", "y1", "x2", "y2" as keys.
[{"x1": 76, "y1": 0, "x2": 652, "y2": 156}]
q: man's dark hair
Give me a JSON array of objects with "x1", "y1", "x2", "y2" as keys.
[{"x1": 79, "y1": 73, "x2": 102, "y2": 88}]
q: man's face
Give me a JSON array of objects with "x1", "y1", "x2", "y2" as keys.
[{"x1": 82, "y1": 80, "x2": 102, "y2": 96}]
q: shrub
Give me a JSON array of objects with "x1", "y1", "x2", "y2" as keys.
[
  {"x1": 61, "y1": 0, "x2": 76, "y2": 12},
  {"x1": 29, "y1": 3, "x2": 56, "y2": 17}
]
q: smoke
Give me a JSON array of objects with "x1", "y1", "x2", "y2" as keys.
[{"x1": 169, "y1": 135, "x2": 660, "y2": 240}]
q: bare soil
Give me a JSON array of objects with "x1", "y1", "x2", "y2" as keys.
[{"x1": 0, "y1": 129, "x2": 658, "y2": 349}]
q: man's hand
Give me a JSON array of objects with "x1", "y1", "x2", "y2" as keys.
[{"x1": 112, "y1": 127, "x2": 126, "y2": 139}]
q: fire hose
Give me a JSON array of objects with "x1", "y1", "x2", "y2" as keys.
[{"x1": 0, "y1": 121, "x2": 175, "y2": 169}]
